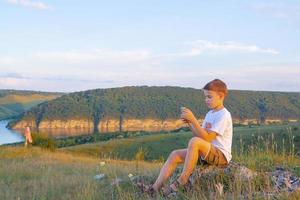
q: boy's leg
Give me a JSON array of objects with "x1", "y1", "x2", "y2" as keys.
[
  {"x1": 152, "y1": 149, "x2": 187, "y2": 191},
  {"x1": 177, "y1": 137, "x2": 211, "y2": 185}
]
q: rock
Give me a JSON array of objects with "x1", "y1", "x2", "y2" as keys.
[
  {"x1": 128, "y1": 175, "x2": 139, "y2": 181},
  {"x1": 117, "y1": 135, "x2": 124, "y2": 139},
  {"x1": 134, "y1": 161, "x2": 300, "y2": 198},
  {"x1": 190, "y1": 163, "x2": 300, "y2": 193},
  {"x1": 270, "y1": 167, "x2": 300, "y2": 192},
  {"x1": 94, "y1": 174, "x2": 105, "y2": 180},
  {"x1": 189, "y1": 161, "x2": 258, "y2": 183},
  {"x1": 111, "y1": 177, "x2": 123, "y2": 186}
]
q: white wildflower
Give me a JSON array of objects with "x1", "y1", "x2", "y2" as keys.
[{"x1": 128, "y1": 173, "x2": 133, "y2": 178}]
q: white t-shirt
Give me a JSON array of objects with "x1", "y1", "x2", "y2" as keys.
[{"x1": 201, "y1": 107, "x2": 233, "y2": 162}]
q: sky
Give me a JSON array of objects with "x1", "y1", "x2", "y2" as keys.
[{"x1": 0, "y1": 0, "x2": 299, "y2": 92}]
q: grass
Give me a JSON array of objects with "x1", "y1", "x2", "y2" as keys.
[
  {"x1": 1, "y1": 123, "x2": 300, "y2": 199},
  {"x1": 0, "y1": 147, "x2": 162, "y2": 200},
  {"x1": 0, "y1": 94, "x2": 60, "y2": 120},
  {"x1": 62, "y1": 123, "x2": 300, "y2": 163},
  {"x1": 0, "y1": 94, "x2": 59, "y2": 105}
]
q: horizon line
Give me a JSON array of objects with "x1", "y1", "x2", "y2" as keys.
[{"x1": 0, "y1": 85, "x2": 299, "y2": 94}]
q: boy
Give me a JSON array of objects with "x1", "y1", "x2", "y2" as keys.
[{"x1": 139, "y1": 79, "x2": 233, "y2": 196}]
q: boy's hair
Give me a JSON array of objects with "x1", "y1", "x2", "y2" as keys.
[{"x1": 203, "y1": 79, "x2": 228, "y2": 97}]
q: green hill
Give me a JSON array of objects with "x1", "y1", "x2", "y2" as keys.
[
  {"x1": 61, "y1": 123, "x2": 300, "y2": 161},
  {"x1": 0, "y1": 89, "x2": 62, "y2": 120},
  {"x1": 9, "y1": 86, "x2": 300, "y2": 129}
]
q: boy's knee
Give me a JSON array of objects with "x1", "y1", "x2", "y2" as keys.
[
  {"x1": 188, "y1": 137, "x2": 204, "y2": 148},
  {"x1": 168, "y1": 150, "x2": 180, "y2": 163}
]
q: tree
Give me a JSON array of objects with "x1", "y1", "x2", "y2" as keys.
[
  {"x1": 118, "y1": 97, "x2": 126, "y2": 132},
  {"x1": 92, "y1": 96, "x2": 104, "y2": 133},
  {"x1": 257, "y1": 98, "x2": 268, "y2": 125}
]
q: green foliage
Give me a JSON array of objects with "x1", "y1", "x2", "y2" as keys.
[
  {"x1": 62, "y1": 124, "x2": 300, "y2": 164},
  {"x1": 31, "y1": 133, "x2": 57, "y2": 151},
  {"x1": 55, "y1": 130, "x2": 170, "y2": 148},
  {"x1": 0, "y1": 89, "x2": 62, "y2": 97},
  {"x1": 12, "y1": 87, "x2": 300, "y2": 131}
]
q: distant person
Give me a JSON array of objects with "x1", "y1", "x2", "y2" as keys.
[
  {"x1": 24, "y1": 126, "x2": 33, "y2": 147},
  {"x1": 138, "y1": 79, "x2": 233, "y2": 197}
]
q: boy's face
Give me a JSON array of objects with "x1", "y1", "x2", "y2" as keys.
[{"x1": 203, "y1": 90, "x2": 224, "y2": 109}]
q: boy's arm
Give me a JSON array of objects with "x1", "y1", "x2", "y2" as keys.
[
  {"x1": 187, "y1": 120, "x2": 216, "y2": 142},
  {"x1": 181, "y1": 107, "x2": 216, "y2": 142}
]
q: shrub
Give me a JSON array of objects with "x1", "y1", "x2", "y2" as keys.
[
  {"x1": 31, "y1": 132, "x2": 57, "y2": 151},
  {"x1": 135, "y1": 147, "x2": 148, "y2": 161}
]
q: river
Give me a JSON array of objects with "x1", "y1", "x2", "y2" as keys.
[{"x1": 0, "y1": 120, "x2": 24, "y2": 145}]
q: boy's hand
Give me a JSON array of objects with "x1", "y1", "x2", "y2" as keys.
[{"x1": 180, "y1": 107, "x2": 197, "y2": 124}]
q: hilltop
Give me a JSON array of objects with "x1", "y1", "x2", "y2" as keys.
[
  {"x1": 7, "y1": 86, "x2": 300, "y2": 136},
  {"x1": 0, "y1": 89, "x2": 62, "y2": 120}
]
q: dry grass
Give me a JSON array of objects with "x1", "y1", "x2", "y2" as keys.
[
  {"x1": 1, "y1": 146, "x2": 300, "y2": 200},
  {"x1": 0, "y1": 146, "x2": 161, "y2": 200}
]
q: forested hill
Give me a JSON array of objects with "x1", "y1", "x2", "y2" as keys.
[
  {"x1": 0, "y1": 89, "x2": 62, "y2": 120},
  {"x1": 10, "y1": 86, "x2": 300, "y2": 127}
]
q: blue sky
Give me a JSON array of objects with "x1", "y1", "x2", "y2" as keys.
[{"x1": 0, "y1": 0, "x2": 299, "y2": 92}]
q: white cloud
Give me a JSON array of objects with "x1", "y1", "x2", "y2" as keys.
[
  {"x1": 0, "y1": 48, "x2": 156, "y2": 91},
  {"x1": 1, "y1": 62, "x2": 299, "y2": 92},
  {"x1": 0, "y1": 56, "x2": 16, "y2": 65},
  {"x1": 0, "y1": 77, "x2": 29, "y2": 87},
  {"x1": 207, "y1": 64, "x2": 300, "y2": 92},
  {"x1": 7, "y1": 0, "x2": 52, "y2": 10},
  {"x1": 0, "y1": 72, "x2": 24, "y2": 79},
  {"x1": 183, "y1": 40, "x2": 279, "y2": 55},
  {"x1": 0, "y1": 45, "x2": 298, "y2": 92}
]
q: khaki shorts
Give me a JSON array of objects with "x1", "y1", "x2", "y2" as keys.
[{"x1": 201, "y1": 144, "x2": 228, "y2": 168}]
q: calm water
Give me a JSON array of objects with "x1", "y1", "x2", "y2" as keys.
[{"x1": 0, "y1": 120, "x2": 24, "y2": 145}]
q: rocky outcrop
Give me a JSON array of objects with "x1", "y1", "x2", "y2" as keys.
[
  {"x1": 176, "y1": 162, "x2": 300, "y2": 197},
  {"x1": 10, "y1": 118, "x2": 201, "y2": 136},
  {"x1": 176, "y1": 161, "x2": 260, "y2": 190},
  {"x1": 10, "y1": 119, "x2": 93, "y2": 130},
  {"x1": 270, "y1": 167, "x2": 300, "y2": 193},
  {"x1": 10, "y1": 119, "x2": 37, "y2": 129},
  {"x1": 97, "y1": 118, "x2": 192, "y2": 132},
  {"x1": 38, "y1": 119, "x2": 93, "y2": 129},
  {"x1": 9, "y1": 117, "x2": 297, "y2": 137},
  {"x1": 232, "y1": 118, "x2": 298, "y2": 125},
  {"x1": 135, "y1": 162, "x2": 300, "y2": 198}
]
